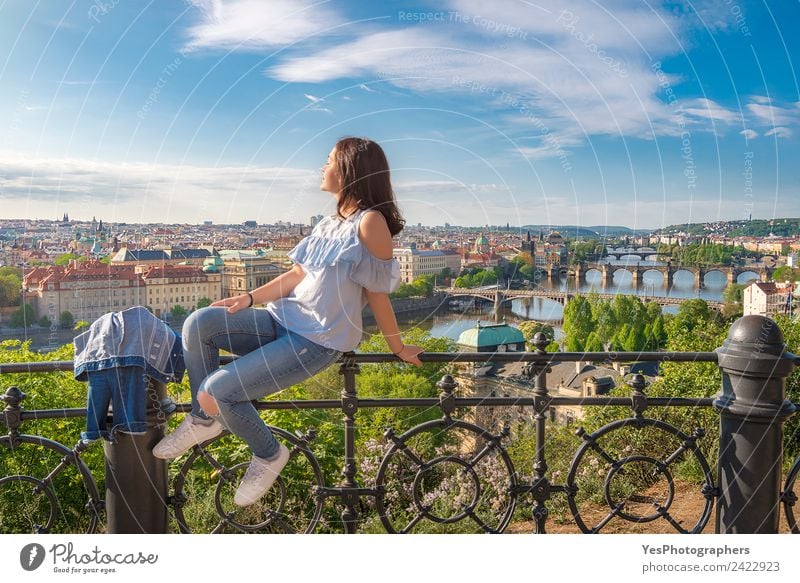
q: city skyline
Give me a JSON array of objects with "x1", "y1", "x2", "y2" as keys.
[
  {"x1": 1, "y1": 1, "x2": 799, "y2": 229},
  {"x1": 2, "y1": 214, "x2": 800, "y2": 234}
]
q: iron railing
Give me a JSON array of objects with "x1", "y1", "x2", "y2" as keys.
[{"x1": 0, "y1": 314, "x2": 798, "y2": 534}]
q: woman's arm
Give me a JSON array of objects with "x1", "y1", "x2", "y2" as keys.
[
  {"x1": 359, "y1": 211, "x2": 423, "y2": 367},
  {"x1": 211, "y1": 264, "x2": 306, "y2": 313}
]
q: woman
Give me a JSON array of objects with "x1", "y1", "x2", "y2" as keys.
[{"x1": 153, "y1": 137, "x2": 424, "y2": 507}]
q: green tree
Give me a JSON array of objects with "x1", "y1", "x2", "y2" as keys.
[
  {"x1": 519, "y1": 264, "x2": 536, "y2": 281},
  {"x1": 411, "y1": 275, "x2": 435, "y2": 297},
  {"x1": 517, "y1": 320, "x2": 555, "y2": 349},
  {"x1": 588, "y1": 295, "x2": 616, "y2": 349},
  {"x1": 9, "y1": 304, "x2": 35, "y2": 328},
  {"x1": 454, "y1": 269, "x2": 497, "y2": 288},
  {"x1": 38, "y1": 315, "x2": 51, "y2": 327},
  {"x1": 611, "y1": 323, "x2": 632, "y2": 351},
  {"x1": 722, "y1": 283, "x2": 746, "y2": 304},
  {"x1": 622, "y1": 324, "x2": 644, "y2": 352},
  {"x1": 583, "y1": 331, "x2": 604, "y2": 352},
  {"x1": 562, "y1": 295, "x2": 594, "y2": 352},
  {"x1": 643, "y1": 301, "x2": 666, "y2": 350},
  {"x1": 59, "y1": 311, "x2": 74, "y2": 329},
  {"x1": 611, "y1": 295, "x2": 646, "y2": 331},
  {"x1": 196, "y1": 297, "x2": 212, "y2": 309},
  {"x1": 666, "y1": 298, "x2": 716, "y2": 337},
  {"x1": 0, "y1": 267, "x2": 22, "y2": 307},
  {"x1": 771, "y1": 266, "x2": 800, "y2": 283},
  {"x1": 171, "y1": 305, "x2": 188, "y2": 318},
  {"x1": 54, "y1": 253, "x2": 80, "y2": 266}
]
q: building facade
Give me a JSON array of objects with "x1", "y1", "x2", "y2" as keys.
[
  {"x1": 394, "y1": 243, "x2": 462, "y2": 284},
  {"x1": 219, "y1": 252, "x2": 283, "y2": 298},
  {"x1": 140, "y1": 265, "x2": 222, "y2": 318},
  {"x1": 24, "y1": 261, "x2": 145, "y2": 325},
  {"x1": 743, "y1": 280, "x2": 795, "y2": 317}
]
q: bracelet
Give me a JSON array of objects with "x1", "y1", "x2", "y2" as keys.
[
  {"x1": 392, "y1": 344, "x2": 405, "y2": 356},
  {"x1": 246, "y1": 292, "x2": 254, "y2": 307}
]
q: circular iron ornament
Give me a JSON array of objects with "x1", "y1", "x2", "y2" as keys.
[
  {"x1": 0, "y1": 434, "x2": 101, "y2": 533},
  {"x1": 0, "y1": 475, "x2": 58, "y2": 532},
  {"x1": 784, "y1": 456, "x2": 799, "y2": 534},
  {"x1": 171, "y1": 426, "x2": 324, "y2": 533},
  {"x1": 375, "y1": 418, "x2": 517, "y2": 533},
  {"x1": 566, "y1": 418, "x2": 714, "y2": 534},
  {"x1": 210, "y1": 460, "x2": 289, "y2": 533},
  {"x1": 411, "y1": 455, "x2": 481, "y2": 524},
  {"x1": 603, "y1": 455, "x2": 675, "y2": 523}
]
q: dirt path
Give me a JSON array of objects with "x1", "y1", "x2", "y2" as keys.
[{"x1": 506, "y1": 479, "x2": 794, "y2": 534}]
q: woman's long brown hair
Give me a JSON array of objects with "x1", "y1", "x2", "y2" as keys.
[{"x1": 333, "y1": 137, "x2": 405, "y2": 237}]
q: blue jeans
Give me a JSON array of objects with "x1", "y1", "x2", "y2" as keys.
[
  {"x1": 82, "y1": 366, "x2": 148, "y2": 443},
  {"x1": 182, "y1": 307, "x2": 343, "y2": 459}
]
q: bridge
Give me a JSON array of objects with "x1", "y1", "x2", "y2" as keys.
[
  {"x1": 573, "y1": 262, "x2": 770, "y2": 289},
  {"x1": 446, "y1": 286, "x2": 724, "y2": 320},
  {"x1": 602, "y1": 247, "x2": 779, "y2": 264},
  {"x1": 532, "y1": 261, "x2": 770, "y2": 288},
  {"x1": 603, "y1": 247, "x2": 660, "y2": 261}
]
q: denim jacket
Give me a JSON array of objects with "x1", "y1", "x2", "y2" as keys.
[{"x1": 73, "y1": 306, "x2": 185, "y2": 384}]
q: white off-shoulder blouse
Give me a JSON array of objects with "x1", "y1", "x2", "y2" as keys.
[{"x1": 264, "y1": 208, "x2": 402, "y2": 352}]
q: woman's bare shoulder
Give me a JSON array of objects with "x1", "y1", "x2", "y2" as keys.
[{"x1": 357, "y1": 210, "x2": 393, "y2": 260}]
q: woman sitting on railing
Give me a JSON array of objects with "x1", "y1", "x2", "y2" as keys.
[{"x1": 153, "y1": 137, "x2": 424, "y2": 506}]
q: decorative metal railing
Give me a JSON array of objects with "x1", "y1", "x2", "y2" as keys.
[{"x1": 1, "y1": 314, "x2": 798, "y2": 534}]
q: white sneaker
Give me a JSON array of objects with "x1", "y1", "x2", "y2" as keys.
[
  {"x1": 234, "y1": 443, "x2": 291, "y2": 507},
  {"x1": 152, "y1": 415, "x2": 224, "y2": 459}
]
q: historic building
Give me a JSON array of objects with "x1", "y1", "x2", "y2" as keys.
[
  {"x1": 394, "y1": 243, "x2": 461, "y2": 284},
  {"x1": 218, "y1": 250, "x2": 283, "y2": 299},
  {"x1": 23, "y1": 260, "x2": 145, "y2": 325},
  {"x1": 140, "y1": 264, "x2": 222, "y2": 318}
]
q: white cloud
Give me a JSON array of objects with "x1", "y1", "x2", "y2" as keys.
[
  {"x1": 740, "y1": 129, "x2": 758, "y2": 139},
  {"x1": 746, "y1": 102, "x2": 800, "y2": 127},
  {"x1": 173, "y1": 0, "x2": 797, "y2": 178},
  {"x1": 0, "y1": 155, "x2": 322, "y2": 224},
  {"x1": 682, "y1": 98, "x2": 740, "y2": 124},
  {"x1": 764, "y1": 127, "x2": 792, "y2": 138},
  {"x1": 260, "y1": 1, "x2": 751, "y2": 147},
  {"x1": 183, "y1": 0, "x2": 343, "y2": 51}
]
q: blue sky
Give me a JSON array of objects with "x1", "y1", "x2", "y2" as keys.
[{"x1": 0, "y1": 0, "x2": 798, "y2": 229}]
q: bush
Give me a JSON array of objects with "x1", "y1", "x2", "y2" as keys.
[{"x1": 60, "y1": 311, "x2": 74, "y2": 329}]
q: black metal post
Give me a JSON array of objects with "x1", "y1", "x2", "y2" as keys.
[
  {"x1": 338, "y1": 352, "x2": 360, "y2": 534},
  {"x1": 104, "y1": 378, "x2": 170, "y2": 533},
  {"x1": 714, "y1": 315, "x2": 797, "y2": 533},
  {"x1": 529, "y1": 333, "x2": 552, "y2": 534}
]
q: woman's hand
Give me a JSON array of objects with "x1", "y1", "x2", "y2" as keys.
[
  {"x1": 210, "y1": 294, "x2": 252, "y2": 314},
  {"x1": 393, "y1": 344, "x2": 424, "y2": 367}
]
